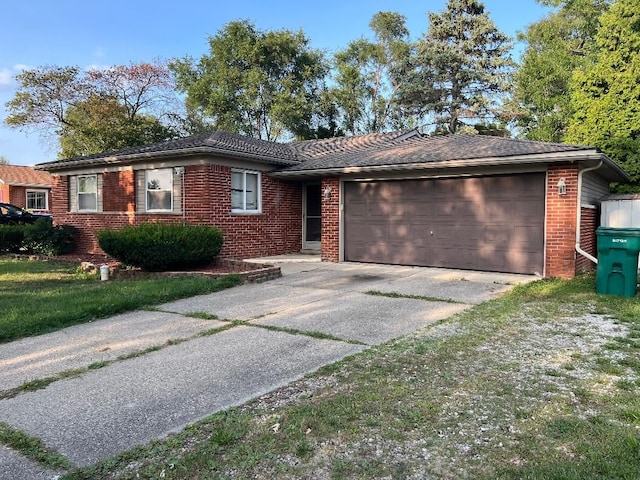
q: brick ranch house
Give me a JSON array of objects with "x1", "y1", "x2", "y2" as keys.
[
  {"x1": 35, "y1": 130, "x2": 630, "y2": 278},
  {"x1": 0, "y1": 164, "x2": 52, "y2": 213}
]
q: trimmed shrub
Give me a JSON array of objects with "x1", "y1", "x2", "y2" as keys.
[
  {"x1": 97, "y1": 223, "x2": 224, "y2": 271},
  {"x1": 22, "y1": 219, "x2": 77, "y2": 256},
  {"x1": 0, "y1": 226, "x2": 25, "y2": 253}
]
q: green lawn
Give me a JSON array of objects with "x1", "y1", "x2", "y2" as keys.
[{"x1": 0, "y1": 258, "x2": 242, "y2": 343}]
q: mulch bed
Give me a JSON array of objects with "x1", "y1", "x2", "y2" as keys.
[
  {"x1": 9, "y1": 253, "x2": 274, "y2": 276},
  {"x1": 50, "y1": 253, "x2": 255, "y2": 273}
]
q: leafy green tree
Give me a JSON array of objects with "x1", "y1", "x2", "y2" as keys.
[
  {"x1": 170, "y1": 20, "x2": 329, "y2": 141},
  {"x1": 512, "y1": 0, "x2": 610, "y2": 141},
  {"x1": 59, "y1": 94, "x2": 175, "y2": 157},
  {"x1": 0, "y1": 156, "x2": 9, "y2": 165},
  {"x1": 566, "y1": 0, "x2": 640, "y2": 186},
  {"x1": 332, "y1": 11, "x2": 414, "y2": 135},
  {"x1": 399, "y1": 0, "x2": 513, "y2": 134},
  {"x1": 5, "y1": 61, "x2": 180, "y2": 158}
]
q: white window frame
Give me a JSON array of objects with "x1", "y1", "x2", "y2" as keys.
[
  {"x1": 145, "y1": 168, "x2": 173, "y2": 212},
  {"x1": 26, "y1": 189, "x2": 48, "y2": 212},
  {"x1": 77, "y1": 175, "x2": 98, "y2": 212},
  {"x1": 231, "y1": 169, "x2": 261, "y2": 213}
]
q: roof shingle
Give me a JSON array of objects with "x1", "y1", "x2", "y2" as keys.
[
  {"x1": 0, "y1": 165, "x2": 52, "y2": 187},
  {"x1": 37, "y1": 131, "x2": 299, "y2": 170},
  {"x1": 286, "y1": 133, "x2": 597, "y2": 172},
  {"x1": 35, "y1": 129, "x2": 627, "y2": 182}
]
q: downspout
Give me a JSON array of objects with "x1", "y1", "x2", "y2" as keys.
[{"x1": 575, "y1": 160, "x2": 604, "y2": 264}]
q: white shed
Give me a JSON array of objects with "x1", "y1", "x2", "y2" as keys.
[{"x1": 601, "y1": 194, "x2": 640, "y2": 228}]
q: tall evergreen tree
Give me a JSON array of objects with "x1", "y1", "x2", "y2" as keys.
[
  {"x1": 566, "y1": 0, "x2": 640, "y2": 187},
  {"x1": 512, "y1": 0, "x2": 610, "y2": 142},
  {"x1": 399, "y1": 0, "x2": 513, "y2": 134}
]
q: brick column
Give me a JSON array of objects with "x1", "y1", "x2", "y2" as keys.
[
  {"x1": 321, "y1": 177, "x2": 340, "y2": 262},
  {"x1": 546, "y1": 164, "x2": 579, "y2": 278}
]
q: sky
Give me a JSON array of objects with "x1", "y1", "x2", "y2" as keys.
[{"x1": 0, "y1": 0, "x2": 552, "y2": 166}]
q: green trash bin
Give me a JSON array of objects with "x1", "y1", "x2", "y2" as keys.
[{"x1": 596, "y1": 227, "x2": 640, "y2": 297}]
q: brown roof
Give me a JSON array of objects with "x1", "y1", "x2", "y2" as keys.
[
  {"x1": 34, "y1": 129, "x2": 630, "y2": 183},
  {"x1": 36, "y1": 131, "x2": 299, "y2": 171},
  {"x1": 0, "y1": 165, "x2": 52, "y2": 187},
  {"x1": 288, "y1": 133, "x2": 600, "y2": 171}
]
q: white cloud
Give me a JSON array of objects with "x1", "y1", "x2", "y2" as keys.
[
  {"x1": 0, "y1": 68, "x2": 12, "y2": 90},
  {"x1": 0, "y1": 65, "x2": 32, "y2": 91}
]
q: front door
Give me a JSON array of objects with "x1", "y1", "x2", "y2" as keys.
[{"x1": 303, "y1": 184, "x2": 321, "y2": 251}]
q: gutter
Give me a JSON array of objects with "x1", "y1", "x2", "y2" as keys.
[
  {"x1": 272, "y1": 150, "x2": 613, "y2": 179},
  {"x1": 575, "y1": 160, "x2": 604, "y2": 265},
  {"x1": 35, "y1": 146, "x2": 298, "y2": 172}
]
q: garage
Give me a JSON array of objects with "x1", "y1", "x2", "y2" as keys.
[{"x1": 344, "y1": 173, "x2": 546, "y2": 274}]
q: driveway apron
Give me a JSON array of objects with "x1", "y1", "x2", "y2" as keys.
[{"x1": 0, "y1": 260, "x2": 533, "y2": 476}]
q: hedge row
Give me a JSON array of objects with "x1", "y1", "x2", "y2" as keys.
[
  {"x1": 97, "y1": 223, "x2": 224, "y2": 272},
  {"x1": 0, "y1": 220, "x2": 77, "y2": 256}
]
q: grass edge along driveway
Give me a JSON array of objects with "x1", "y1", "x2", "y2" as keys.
[
  {"x1": 0, "y1": 258, "x2": 242, "y2": 343},
  {"x1": 53, "y1": 274, "x2": 640, "y2": 480}
]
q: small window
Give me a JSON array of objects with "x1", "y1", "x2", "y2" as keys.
[
  {"x1": 231, "y1": 170, "x2": 261, "y2": 213},
  {"x1": 146, "y1": 169, "x2": 173, "y2": 212},
  {"x1": 78, "y1": 175, "x2": 97, "y2": 211},
  {"x1": 26, "y1": 190, "x2": 48, "y2": 211}
]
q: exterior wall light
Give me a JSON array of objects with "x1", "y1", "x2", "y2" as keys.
[
  {"x1": 323, "y1": 186, "x2": 332, "y2": 200},
  {"x1": 174, "y1": 166, "x2": 185, "y2": 175},
  {"x1": 557, "y1": 177, "x2": 567, "y2": 196}
]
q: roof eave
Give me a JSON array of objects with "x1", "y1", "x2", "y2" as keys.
[
  {"x1": 4, "y1": 182, "x2": 52, "y2": 188},
  {"x1": 272, "y1": 150, "x2": 630, "y2": 182},
  {"x1": 36, "y1": 146, "x2": 297, "y2": 172}
]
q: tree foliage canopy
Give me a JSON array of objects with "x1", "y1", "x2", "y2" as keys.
[
  {"x1": 398, "y1": 0, "x2": 514, "y2": 134},
  {"x1": 512, "y1": 0, "x2": 610, "y2": 141},
  {"x1": 331, "y1": 11, "x2": 414, "y2": 135},
  {"x1": 566, "y1": 0, "x2": 640, "y2": 186},
  {"x1": 4, "y1": 61, "x2": 181, "y2": 158},
  {"x1": 170, "y1": 20, "x2": 329, "y2": 141}
]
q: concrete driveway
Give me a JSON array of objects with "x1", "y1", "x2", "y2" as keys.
[{"x1": 0, "y1": 258, "x2": 533, "y2": 479}]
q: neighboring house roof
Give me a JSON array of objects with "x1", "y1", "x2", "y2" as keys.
[
  {"x1": 0, "y1": 164, "x2": 52, "y2": 187},
  {"x1": 35, "y1": 129, "x2": 630, "y2": 183},
  {"x1": 36, "y1": 131, "x2": 299, "y2": 171}
]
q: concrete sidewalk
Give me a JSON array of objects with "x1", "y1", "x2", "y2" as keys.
[{"x1": 0, "y1": 259, "x2": 534, "y2": 478}]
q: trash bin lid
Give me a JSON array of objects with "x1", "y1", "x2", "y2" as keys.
[{"x1": 596, "y1": 226, "x2": 640, "y2": 237}]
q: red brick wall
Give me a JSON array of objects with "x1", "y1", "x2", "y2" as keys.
[
  {"x1": 51, "y1": 175, "x2": 69, "y2": 218},
  {"x1": 51, "y1": 166, "x2": 302, "y2": 259},
  {"x1": 576, "y1": 206, "x2": 598, "y2": 273},
  {"x1": 103, "y1": 171, "x2": 135, "y2": 212},
  {"x1": 545, "y1": 164, "x2": 579, "y2": 278},
  {"x1": 321, "y1": 177, "x2": 340, "y2": 262},
  {"x1": 8, "y1": 186, "x2": 26, "y2": 208}
]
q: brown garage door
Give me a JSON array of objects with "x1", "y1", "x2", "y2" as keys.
[{"x1": 344, "y1": 174, "x2": 545, "y2": 274}]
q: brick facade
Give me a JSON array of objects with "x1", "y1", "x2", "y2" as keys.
[
  {"x1": 9, "y1": 186, "x2": 26, "y2": 208},
  {"x1": 51, "y1": 161, "x2": 606, "y2": 278},
  {"x1": 320, "y1": 177, "x2": 340, "y2": 262},
  {"x1": 545, "y1": 164, "x2": 580, "y2": 278},
  {"x1": 52, "y1": 166, "x2": 302, "y2": 259}
]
